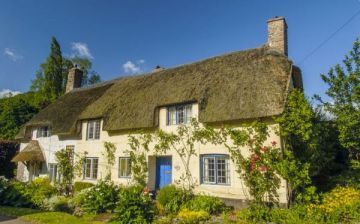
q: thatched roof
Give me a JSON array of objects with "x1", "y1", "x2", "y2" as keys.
[
  {"x1": 17, "y1": 45, "x2": 298, "y2": 138},
  {"x1": 11, "y1": 140, "x2": 44, "y2": 162},
  {"x1": 16, "y1": 83, "x2": 113, "y2": 139},
  {"x1": 80, "y1": 46, "x2": 294, "y2": 131}
]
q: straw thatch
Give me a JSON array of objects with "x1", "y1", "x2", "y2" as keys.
[
  {"x1": 79, "y1": 46, "x2": 294, "y2": 131},
  {"x1": 16, "y1": 83, "x2": 113, "y2": 139},
  {"x1": 11, "y1": 140, "x2": 44, "y2": 162},
  {"x1": 17, "y1": 45, "x2": 298, "y2": 138}
]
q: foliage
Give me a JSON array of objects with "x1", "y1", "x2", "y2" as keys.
[
  {"x1": 0, "y1": 141, "x2": 18, "y2": 178},
  {"x1": 103, "y1": 142, "x2": 116, "y2": 180},
  {"x1": 82, "y1": 180, "x2": 119, "y2": 214},
  {"x1": 113, "y1": 185, "x2": 155, "y2": 224},
  {"x1": 176, "y1": 209, "x2": 210, "y2": 224},
  {"x1": 0, "y1": 93, "x2": 39, "y2": 140},
  {"x1": 27, "y1": 177, "x2": 57, "y2": 208},
  {"x1": 127, "y1": 133, "x2": 152, "y2": 187},
  {"x1": 73, "y1": 182, "x2": 95, "y2": 193},
  {"x1": 222, "y1": 122, "x2": 282, "y2": 205},
  {"x1": 182, "y1": 195, "x2": 228, "y2": 215},
  {"x1": 321, "y1": 38, "x2": 360, "y2": 161},
  {"x1": 156, "y1": 185, "x2": 193, "y2": 214},
  {"x1": 0, "y1": 178, "x2": 32, "y2": 207},
  {"x1": 43, "y1": 195, "x2": 72, "y2": 213}
]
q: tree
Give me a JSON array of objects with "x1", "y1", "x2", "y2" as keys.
[
  {"x1": 0, "y1": 93, "x2": 39, "y2": 140},
  {"x1": 321, "y1": 38, "x2": 360, "y2": 161},
  {"x1": 44, "y1": 37, "x2": 63, "y2": 100},
  {"x1": 30, "y1": 37, "x2": 102, "y2": 100}
]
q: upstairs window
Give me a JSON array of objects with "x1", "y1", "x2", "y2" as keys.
[
  {"x1": 87, "y1": 120, "x2": 101, "y2": 140},
  {"x1": 201, "y1": 154, "x2": 230, "y2": 185},
  {"x1": 167, "y1": 104, "x2": 192, "y2": 125},
  {"x1": 36, "y1": 126, "x2": 51, "y2": 138}
]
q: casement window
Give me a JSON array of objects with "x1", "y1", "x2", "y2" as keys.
[
  {"x1": 84, "y1": 157, "x2": 98, "y2": 180},
  {"x1": 119, "y1": 157, "x2": 131, "y2": 178},
  {"x1": 87, "y1": 120, "x2": 101, "y2": 140},
  {"x1": 36, "y1": 126, "x2": 51, "y2": 138},
  {"x1": 48, "y1": 163, "x2": 59, "y2": 183},
  {"x1": 201, "y1": 155, "x2": 230, "y2": 185},
  {"x1": 167, "y1": 104, "x2": 192, "y2": 125}
]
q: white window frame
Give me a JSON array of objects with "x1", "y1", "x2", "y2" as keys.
[
  {"x1": 84, "y1": 157, "x2": 99, "y2": 180},
  {"x1": 201, "y1": 155, "x2": 230, "y2": 185},
  {"x1": 118, "y1": 157, "x2": 131, "y2": 178},
  {"x1": 36, "y1": 126, "x2": 51, "y2": 138},
  {"x1": 86, "y1": 120, "x2": 101, "y2": 140},
  {"x1": 167, "y1": 104, "x2": 192, "y2": 125}
]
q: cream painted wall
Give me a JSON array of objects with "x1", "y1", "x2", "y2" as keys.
[
  {"x1": 18, "y1": 128, "x2": 78, "y2": 181},
  {"x1": 74, "y1": 103, "x2": 288, "y2": 204}
]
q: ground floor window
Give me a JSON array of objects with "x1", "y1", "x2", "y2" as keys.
[
  {"x1": 84, "y1": 157, "x2": 98, "y2": 180},
  {"x1": 119, "y1": 157, "x2": 131, "y2": 178},
  {"x1": 201, "y1": 154, "x2": 230, "y2": 185},
  {"x1": 48, "y1": 163, "x2": 59, "y2": 183}
]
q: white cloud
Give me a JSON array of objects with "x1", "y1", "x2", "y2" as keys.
[
  {"x1": 71, "y1": 42, "x2": 93, "y2": 59},
  {"x1": 0, "y1": 89, "x2": 21, "y2": 98},
  {"x1": 137, "y1": 59, "x2": 145, "y2": 64},
  {"x1": 123, "y1": 60, "x2": 142, "y2": 74},
  {"x1": 4, "y1": 48, "x2": 23, "y2": 61}
]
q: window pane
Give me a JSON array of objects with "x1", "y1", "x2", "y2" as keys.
[
  {"x1": 119, "y1": 157, "x2": 131, "y2": 177},
  {"x1": 85, "y1": 159, "x2": 91, "y2": 178},
  {"x1": 92, "y1": 158, "x2": 98, "y2": 179},
  {"x1": 168, "y1": 107, "x2": 176, "y2": 125},
  {"x1": 185, "y1": 105, "x2": 192, "y2": 124},
  {"x1": 95, "y1": 120, "x2": 101, "y2": 139},
  {"x1": 88, "y1": 122, "x2": 94, "y2": 139},
  {"x1": 203, "y1": 157, "x2": 215, "y2": 183},
  {"x1": 177, "y1": 106, "x2": 184, "y2": 124}
]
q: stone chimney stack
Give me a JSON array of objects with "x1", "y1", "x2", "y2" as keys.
[
  {"x1": 66, "y1": 66, "x2": 83, "y2": 93},
  {"x1": 267, "y1": 16, "x2": 288, "y2": 56}
]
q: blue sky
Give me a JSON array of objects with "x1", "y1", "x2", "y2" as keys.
[{"x1": 1, "y1": 0, "x2": 360, "y2": 101}]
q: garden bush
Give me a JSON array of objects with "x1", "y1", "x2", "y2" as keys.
[
  {"x1": 156, "y1": 185, "x2": 192, "y2": 214},
  {"x1": 27, "y1": 177, "x2": 57, "y2": 208},
  {"x1": 82, "y1": 179, "x2": 119, "y2": 214},
  {"x1": 177, "y1": 209, "x2": 210, "y2": 224},
  {"x1": 183, "y1": 195, "x2": 228, "y2": 215},
  {"x1": 73, "y1": 181, "x2": 94, "y2": 193},
  {"x1": 0, "y1": 177, "x2": 32, "y2": 207},
  {"x1": 113, "y1": 185, "x2": 155, "y2": 224},
  {"x1": 43, "y1": 195, "x2": 72, "y2": 213}
]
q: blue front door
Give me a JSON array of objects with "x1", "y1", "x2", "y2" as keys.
[{"x1": 156, "y1": 156, "x2": 172, "y2": 189}]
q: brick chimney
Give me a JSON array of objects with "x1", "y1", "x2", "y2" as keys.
[
  {"x1": 65, "y1": 66, "x2": 83, "y2": 93},
  {"x1": 267, "y1": 16, "x2": 288, "y2": 56}
]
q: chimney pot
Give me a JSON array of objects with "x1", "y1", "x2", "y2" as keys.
[
  {"x1": 267, "y1": 16, "x2": 288, "y2": 56},
  {"x1": 152, "y1": 65, "x2": 165, "y2": 72},
  {"x1": 65, "y1": 67, "x2": 83, "y2": 93}
]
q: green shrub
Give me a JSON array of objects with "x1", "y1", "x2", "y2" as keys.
[
  {"x1": 43, "y1": 195, "x2": 72, "y2": 213},
  {"x1": 0, "y1": 178, "x2": 32, "y2": 207},
  {"x1": 177, "y1": 209, "x2": 210, "y2": 224},
  {"x1": 82, "y1": 180, "x2": 119, "y2": 214},
  {"x1": 27, "y1": 177, "x2": 57, "y2": 208},
  {"x1": 156, "y1": 185, "x2": 192, "y2": 214},
  {"x1": 183, "y1": 195, "x2": 228, "y2": 215},
  {"x1": 113, "y1": 185, "x2": 155, "y2": 224},
  {"x1": 73, "y1": 181, "x2": 94, "y2": 193},
  {"x1": 237, "y1": 204, "x2": 272, "y2": 224}
]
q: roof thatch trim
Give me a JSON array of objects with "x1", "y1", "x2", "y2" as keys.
[
  {"x1": 79, "y1": 46, "x2": 294, "y2": 131},
  {"x1": 11, "y1": 140, "x2": 44, "y2": 162}
]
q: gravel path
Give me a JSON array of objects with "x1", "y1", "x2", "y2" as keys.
[{"x1": 0, "y1": 216, "x2": 30, "y2": 224}]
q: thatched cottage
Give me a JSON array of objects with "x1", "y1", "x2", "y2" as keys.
[{"x1": 13, "y1": 17, "x2": 302, "y2": 205}]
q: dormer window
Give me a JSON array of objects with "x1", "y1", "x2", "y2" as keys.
[
  {"x1": 36, "y1": 126, "x2": 51, "y2": 138},
  {"x1": 167, "y1": 104, "x2": 192, "y2": 125},
  {"x1": 87, "y1": 120, "x2": 101, "y2": 140}
]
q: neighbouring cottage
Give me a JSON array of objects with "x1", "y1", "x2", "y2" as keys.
[{"x1": 13, "y1": 17, "x2": 302, "y2": 206}]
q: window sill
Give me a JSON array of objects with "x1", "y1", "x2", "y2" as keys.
[
  {"x1": 118, "y1": 176, "x2": 131, "y2": 179},
  {"x1": 200, "y1": 183, "x2": 231, "y2": 186}
]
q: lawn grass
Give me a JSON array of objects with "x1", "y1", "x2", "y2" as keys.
[{"x1": 0, "y1": 206, "x2": 106, "y2": 224}]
